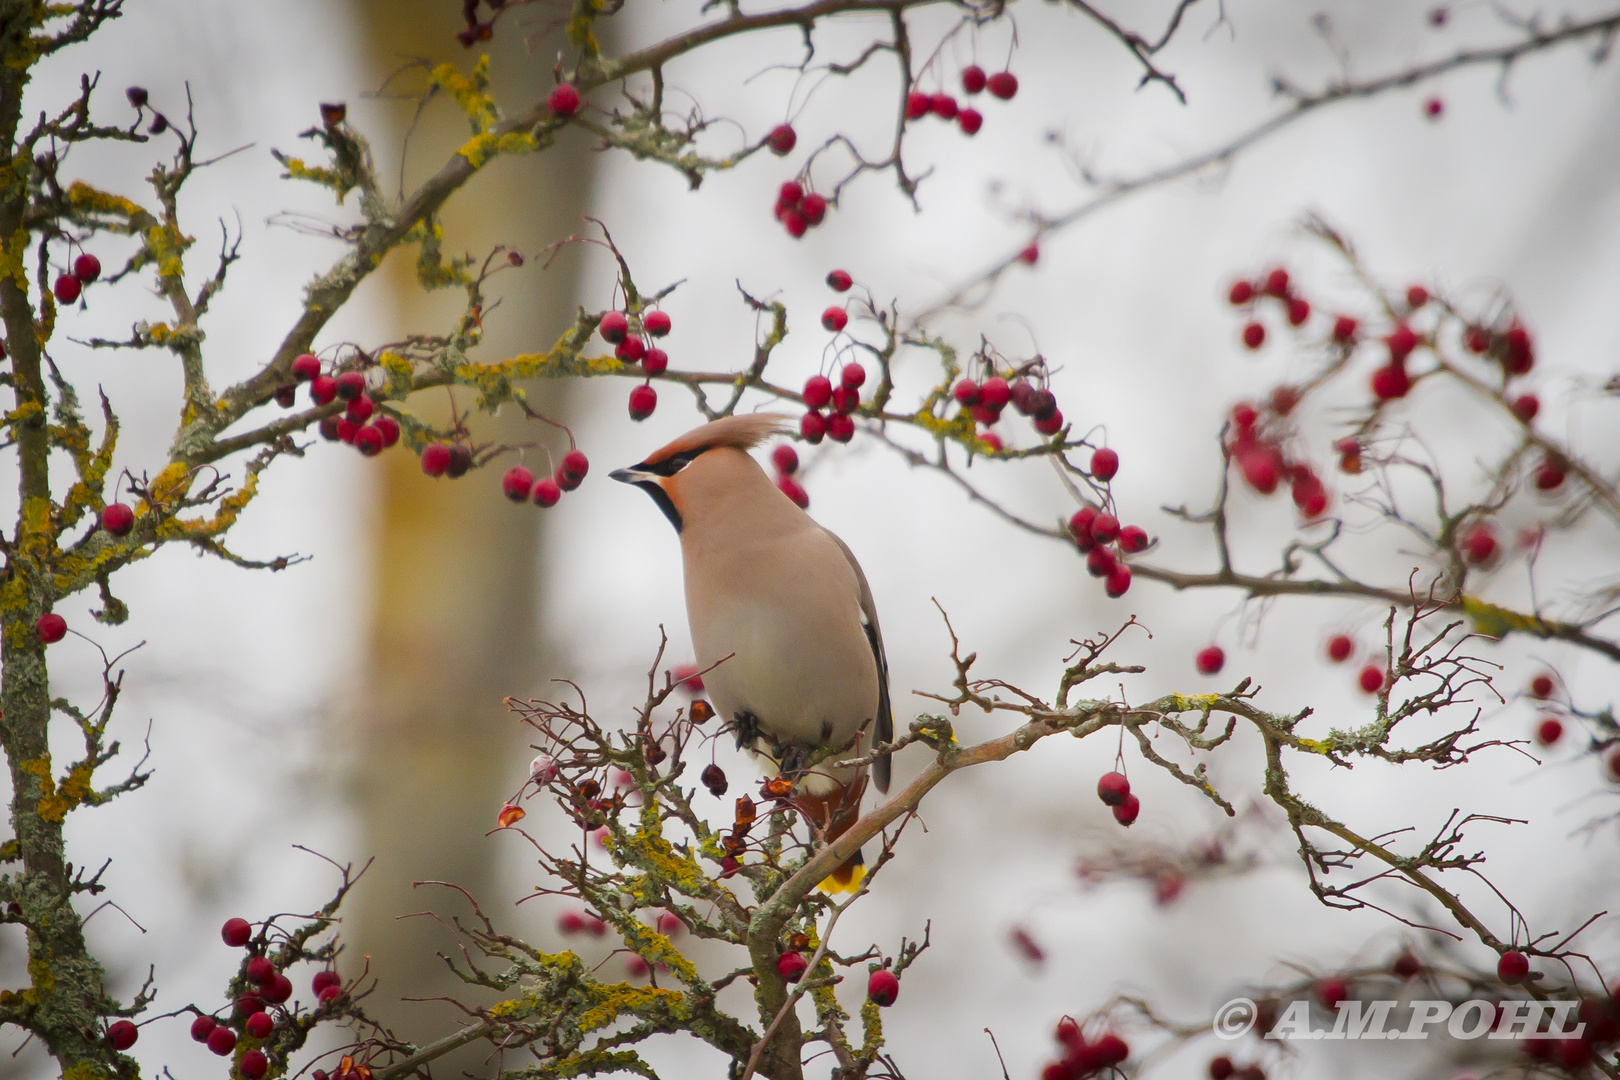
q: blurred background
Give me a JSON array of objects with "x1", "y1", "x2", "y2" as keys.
[{"x1": 8, "y1": 0, "x2": 1620, "y2": 1077}]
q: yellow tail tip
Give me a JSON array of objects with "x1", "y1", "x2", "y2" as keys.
[{"x1": 817, "y1": 858, "x2": 866, "y2": 895}]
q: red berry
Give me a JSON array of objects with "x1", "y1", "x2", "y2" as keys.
[
  {"x1": 1091, "y1": 447, "x2": 1119, "y2": 482},
  {"x1": 826, "y1": 269, "x2": 852, "y2": 292},
  {"x1": 628, "y1": 384, "x2": 657, "y2": 420},
  {"x1": 1326, "y1": 634, "x2": 1353, "y2": 663},
  {"x1": 262, "y1": 973, "x2": 293, "y2": 1004},
  {"x1": 421, "y1": 443, "x2": 452, "y2": 477},
  {"x1": 868, "y1": 968, "x2": 900, "y2": 1006},
  {"x1": 246, "y1": 1011, "x2": 273, "y2": 1039},
  {"x1": 766, "y1": 123, "x2": 797, "y2": 155},
  {"x1": 1460, "y1": 523, "x2": 1497, "y2": 565},
  {"x1": 1504, "y1": 324, "x2": 1534, "y2": 374},
  {"x1": 1104, "y1": 564, "x2": 1131, "y2": 597},
  {"x1": 1535, "y1": 717, "x2": 1563, "y2": 747},
  {"x1": 221, "y1": 918, "x2": 252, "y2": 947},
  {"x1": 99, "y1": 502, "x2": 135, "y2": 537},
  {"x1": 73, "y1": 253, "x2": 102, "y2": 282},
  {"x1": 1263, "y1": 268, "x2": 1290, "y2": 297},
  {"x1": 841, "y1": 361, "x2": 866, "y2": 389},
  {"x1": 970, "y1": 403, "x2": 999, "y2": 426},
  {"x1": 548, "y1": 84, "x2": 580, "y2": 116},
  {"x1": 1236, "y1": 449, "x2": 1281, "y2": 494},
  {"x1": 1085, "y1": 545, "x2": 1116, "y2": 579},
  {"x1": 1209, "y1": 1056, "x2": 1235, "y2": 1080},
  {"x1": 1090, "y1": 513, "x2": 1120, "y2": 545},
  {"x1": 1287, "y1": 297, "x2": 1311, "y2": 326},
  {"x1": 1332, "y1": 315, "x2": 1358, "y2": 342},
  {"x1": 616, "y1": 336, "x2": 646, "y2": 363},
  {"x1": 771, "y1": 444, "x2": 799, "y2": 475},
  {"x1": 905, "y1": 91, "x2": 930, "y2": 120},
  {"x1": 822, "y1": 306, "x2": 849, "y2": 332},
  {"x1": 352, "y1": 424, "x2": 386, "y2": 457},
  {"x1": 318, "y1": 984, "x2": 344, "y2": 1004},
  {"x1": 1370, "y1": 364, "x2": 1411, "y2": 401},
  {"x1": 986, "y1": 71, "x2": 1018, "y2": 99},
  {"x1": 206, "y1": 1027, "x2": 237, "y2": 1056},
  {"x1": 1228, "y1": 280, "x2": 1255, "y2": 305},
  {"x1": 190, "y1": 1015, "x2": 217, "y2": 1042},
  {"x1": 930, "y1": 93, "x2": 958, "y2": 120},
  {"x1": 1387, "y1": 324, "x2": 1418, "y2": 364},
  {"x1": 1241, "y1": 320, "x2": 1266, "y2": 349},
  {"x1": 370, "y1": 415, "x2": 399, "y2": 448},
  {"x1": 240, "y1": 1049, "x2": 269, "y2": 1080},
  {"x1": 1392, "y1": 952, "x2": 1422, "y2": 979},
  {"x1": 777, "y1": 180, "x2": 804, "y2": 207},
  {"x1": 1196, "y1": 646, "x2": 1225, "y2": 675},
  {"x1": 1118, "y1": 525, "x2": 1148, "y2": 553},
  {"x1": 1094, "y1": 1033, "x2": 1129, "y2": 1065},
  {"x1": 643, "y1": 310, "x2": 671, "y2": 337},
  {"x1": 1358, "y1": 664, "x2": 1385, "y2": 694},
  {"x1": 800, "y1": 410, "x2": 827, "y2": 443},
  {"x1": 335, "y1": 417, "x2": 359, "y2": 444},
  {"x1": 830, "y1": 385, "x2": 859, "y2": 414},
  {"x1": 53, "y1": 273, "x2": 82, "y2": 304},
  {"x1": 953, "y1": 379, "x2": 981, "y2": 407},
  {"x1": 332, "y1": 371, "x2": 363, "y2": 402},
  {"x1": 1465, "y1": 326, "x2": 1490, "y2": 352},
  {"x1": 502, "y1": 466, "x2": 535, "y2": 502},
  {"x1": 35, "y1": 613, "x2": 66, "y2": 644},
  {"x1": 1096, "y1": 771, "x2": 1130, "y2": 806},
  {"x1": 975, "y1": 378, "x2": 1009, "y2": 412},
  {"x1": 598, "y1": 311, "x2": 628, "y2": 345},
  {"x1": 1068, "y1": 507, "x2": 1098, "y2": 549},
  {"x1": 779, "y1": 209, "x2": 806, "y2": 237},
  {"x1": 560, "y1": 449, "x2": 589, "y2": 487},
  {"x1": 1033, "y1": 408, "x2": 1064, "y2": 436},
  {"x1": 642, "y1": 347, "x2": 668, "y2": 374},
  {"x1": 1112, "y1": 793, "x2": 1140, "y2": 826},
  {"x1": 309, "y1": 374, "x2": 337, "y2": 406},
  {"x1": 1534, "y1": 459, "x2": 1566, "y2": 492},
  {"x1": 777, "y1": 475, "x2": 809, "y2": 508},
  {"x1": 1423, "y1": 96, "x2": 1443, "y2": 119},
  {"x1": 291, "y1": 353, "x2": 321, "y2": 382},
  {"x1": 558, "y1": 911, "x2": 586, "y2": 935},
  {"x1": 1018, "y1": 242, "x2": 1039, "y2": 265},
  {"x1": 957, "y1": 107, "x2": 983, "y2": 135},
  {"x1": 1316, "y1": 977, "x2": 1350, "y2": 1009},
  {"x1": 803, "y1": 374, "x2": 833, "y2": 409},
  {"x1": 1498, "y1": 950, "x2": 1530, "y2": 984},
  {"x1": 1406, "y1": 285, "x2": 1429, "y2": 308},
  {"x1": 1529, "y1": 673, "x2": 1556, "y2": 698},
  {"x1": 800, "y1": 193, "x2": 827, "y2": 225},
  {"x1": 532, "y1": 478, "x2": 562, "y2": 508},
  {"x1": 777, "y1": 951, "x2": 809, "y2": 983},
  {"x1": 247, "y1": 956, "x2": 275, "y2": 985},
  {"x1": 346, "y1": 394, "x2": 374, "y2": 424},
  {"x1": 827, "y1": 413, "x2": 856, "y2": 442},
  {"x1": 312, "y1": 970, "x2": 341, "y2": 996},
  {"x1": 107, "y1": 1020, "x2": 137, "y2": 1050},
  {"x1": 1510, "y1": 393, "x2": 1538, "y2": 422},
  {"x1": 961, "y1": 65, "x2": 987, "y2": 94}
]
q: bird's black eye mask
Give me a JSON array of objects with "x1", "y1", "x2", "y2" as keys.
[
  {"x1": 609, "y1": 447, "x2": 713, "y2": 532},
  {"x1": 636, "y1": 449, "x2": 704, "y2": 477}
]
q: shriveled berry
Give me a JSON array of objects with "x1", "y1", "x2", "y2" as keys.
[
  {"x1": 599, "y1": 310, "x2": 629, "y2": 344},
  {"x1": 1498, "y1": 950, "x2": 1530, "y2": 984},
  {"x1": 532, "y1": 478, "x2": 562, "y2": 508},
  {"x1": 905, "y1": 91, "x2": 930, "y2": 120},
  {"x1": 961, "y1": 65, "x2": 987, "y2": 94},
  {"x1": 822, "y1": 307, "x2": 849, "y2": 332},
  {"x1": 777, "y1": 951, "x2": 809, "y2": 983},
  {"x1": 1535, "y1": 717, "x2": 1563, "y2": 747},
  {"x1": 827, "y1": 413, "x2": 856, "y2": 443},
  {"x1": 190, "y1": 1015, "x2": 217, "y2": 1042},
  {"x1": 1112, "y1": 793, "x2": 1140, "y2": 826},
  {"x1": 548, "y1": 84, "x2": 581, "y2": 116},
  {"x1": 772, "y1": 444, "x2": 799, "y2": 475},
  {"x1": 273, "y1": 385, "x2": 297, "y2": 408},
  {"x1": 206, "y1": 1026, "x2": 237, "y2": 1056},
  {"x1": 1326, "y1": 634, "x2": 1353, "y2": 663},
  {"x1": 107, "y1": 1020, "x2": 137, "y2": 1050},
  {"x1": 246, "y1": 1011, "x2": 273, "y2": 1039},
  {"x1": 800, "y1": 410, "x2": 827, "y2": 443},
  {"x1": 74, "y1": 253, "x2": 102, "y2": 282},
  {"x1": 1091, "y1": 447, "x2": 1119, "y2": 481},
  {"x1": 766, "y1": 124, "x2": 797, "y2": 155},
  {"x1": 957, "y1": 107, "x2": 983, "y2": 135},
  {"x1": 240, "y1": 1049, "x2": 269, "y2": 1080},
  {"x1": 1104, "y1": 564, "x2": 1132, "y2": 597},
  {"x1": 643, "y1": 310, "x2": 671, "y2": 337},
  {"x1": 1242, "y1": 322, "x2": 1265, "y2": 349},
  {"x1": 701, "y1": 763, "x2": 728, "y2": 796},
  {"x1": 1096, "y1": 771, "x2": 1130, "y2": 806},
  {"x1": 502, "y1": 466, "x2": 535, "y2": 502},
  {"x1": 291, "y1": 354, "x2": 321, "y2": 381},
  {"x1": 421, "y1": 444, "x2": 452, "y2": 477},
  {"x1": 629, "y1": 384, "x2": 657, "y2": 421},
  {"x1": 1118, "y1": 525, "x2": 1148, "y2": 553},
  {"x1": 826, "y1": 269, "x2": 852, "y2": 292},
  {"x1": 1332, "y1": 315, "x2": 1358, "y2": 342},
  {"x1": 1196, "y1": 646, "x2": 1225, "y2": 675},
  {"x1": 868, "y1": 968, "x2": 900, "y2": 1006},
  {"x1": 1358, "y1": 664, "x2": 1385, "y2": 694},
  {"x1": 777, "y1": 475, "x2": 809, "y2": 508},
  {"x1": 953, "y1": 379, "x2": 981, "y2": 407},
  {"x1": 35, "y1": 614, "x2": 66, "y2": 644},
  {"x1": 53, "y1": 273, "x2": 81, "y2": 304},
  {"x1": 986, "y1": 71, "x2": 1018, "y2": 99}
]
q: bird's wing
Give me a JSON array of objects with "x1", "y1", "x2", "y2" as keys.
[{"x1": 825, "y1": 530, "x2": 893, "y2": 793}]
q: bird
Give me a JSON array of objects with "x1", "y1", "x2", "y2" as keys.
[{"x1": 611, "y1": 413, "x2": 893, "y2": 892}]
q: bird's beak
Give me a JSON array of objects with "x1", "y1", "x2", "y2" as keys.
[{"x1": 610, "y1": 467, "x2": 644, "y2": 485}]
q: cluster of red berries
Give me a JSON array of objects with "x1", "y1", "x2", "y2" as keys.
[
  {"x1": 1095, "y1": 771, "x2": 1139, "y2": 826},
  {"x1": 599, "y1": 308, "x2": 670, "y2": 418},
  {"x1": 799, "y1": 361, "x2": 865, "y2": 444},
  {"x1": 499, "y1": 449, "x2": 590, "y2": 509},
  {"x1": 196, "y1": 918, "x2": 343, "y2": 1077},
  {"x1": 1226, "y1": 402, "x2": 1330, "y2": 519},
  {"x1": 1041, "y1": 1018, "x2": 1129, "y2": 1080},
  {"x1": 1207, "y1": 1056, "x2": 1266, "y2": 1080},
  {"x1": 1321, "y1": 633, "x2": 1387, "y2": 694},
  {"x1": 774, "y1": 180, "x2": 830, "y2": 239},
  {"x1": 770, "y1": 443, "x2": 808, "y2": 508},
  {"x1": 286, "y1": 355, "x2": 404, "y2": 456},
  {"x1": 557, "y1": 910, "x2": 608, "y2": 937},
  {"x1": 905, "y1": 65, "x2": 1018, "y2": 138},
  {"x1": 1527, "y1": 671, "x2": 1566, "y2": 746},
  {"x1": 52, "y1": 252, "x2": 101, "y2": 305},
  {"x1": 1067, "y1": 492, "x2": 1146, "y2": 599}
]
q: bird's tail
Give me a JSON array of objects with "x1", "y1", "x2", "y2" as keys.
[{"x1": 798, "y1": 779, "x2": 868, "y2": 894}]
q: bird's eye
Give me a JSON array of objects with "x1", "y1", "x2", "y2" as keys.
[{"x1": 667, "y1": 453, "x2": 695, "y2": 473}]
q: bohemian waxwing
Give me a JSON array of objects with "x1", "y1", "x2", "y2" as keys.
[{"x1": 611, "y1": 413, "x2": 893, "y2": 892}]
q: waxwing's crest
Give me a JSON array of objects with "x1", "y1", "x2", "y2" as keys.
[{"x1": 642, "y1": 413, "x2": 792, "y2": 466}]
